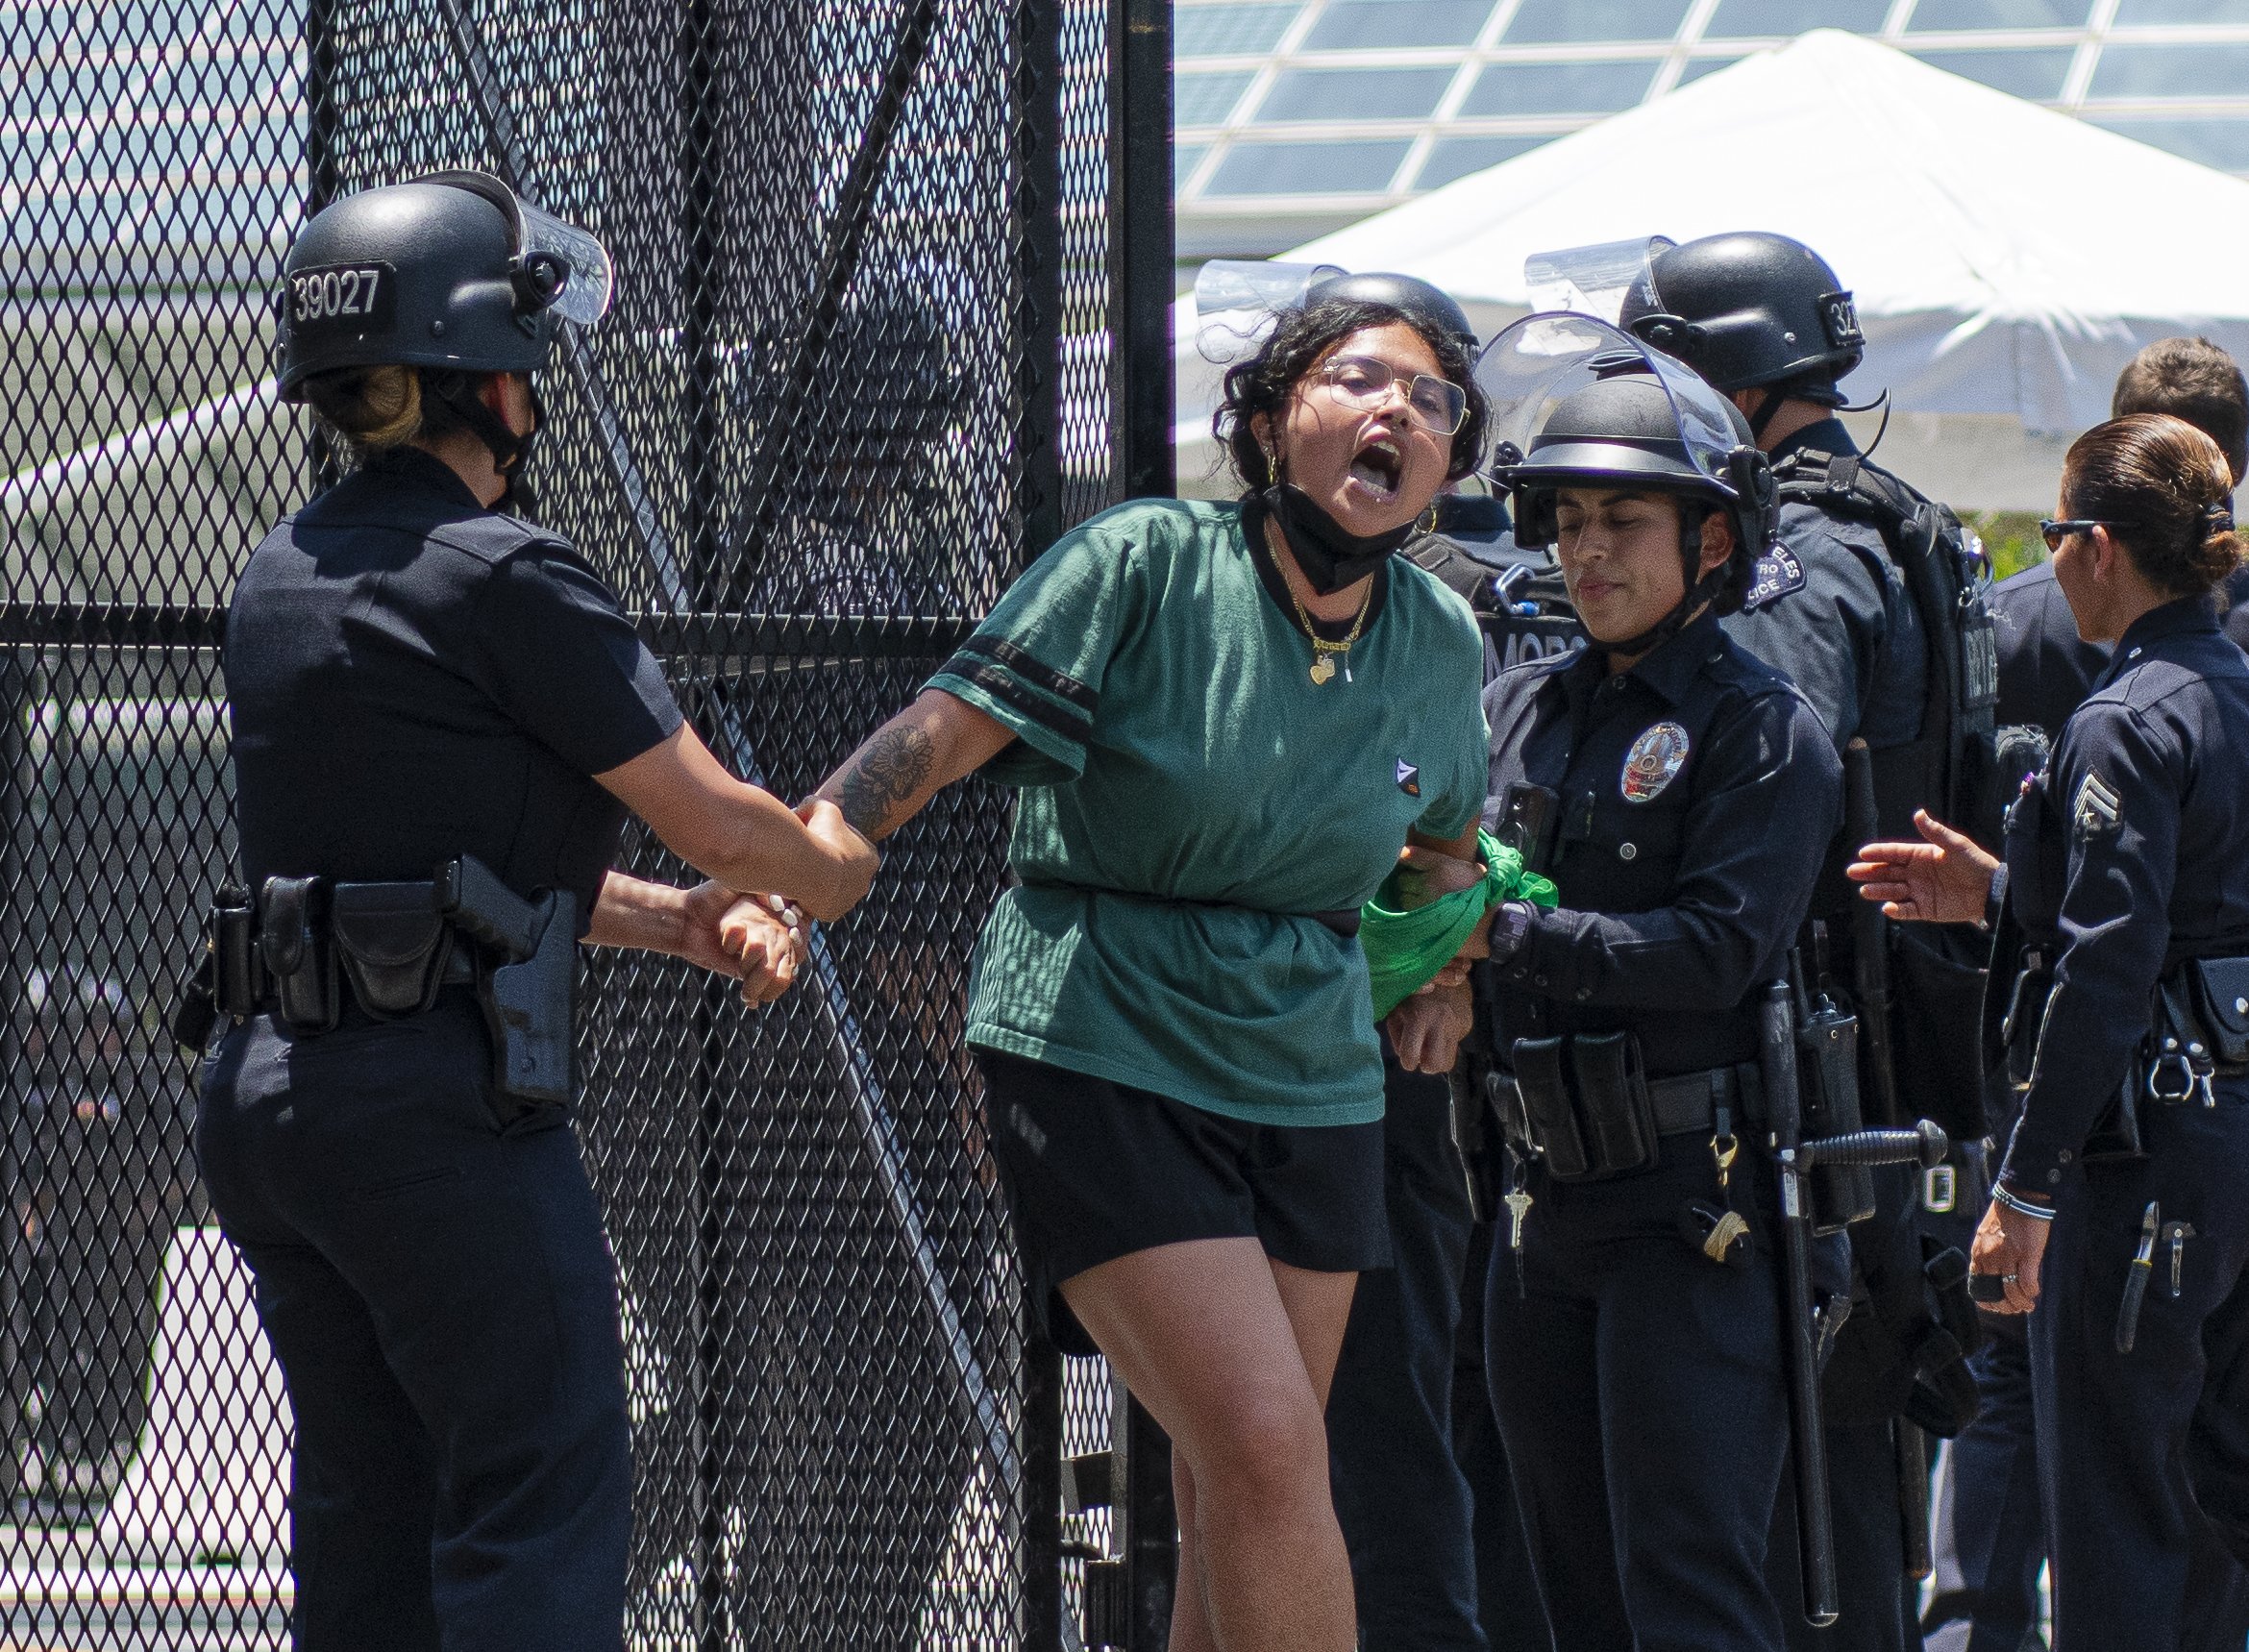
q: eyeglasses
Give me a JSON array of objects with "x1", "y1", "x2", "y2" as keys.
[
  {"x1": 2039, "y1": 518, "x2": 2135, "y2": 553},
  {"x1": 1318, "y1": 356, "x2": 1468, "y2": 436}
]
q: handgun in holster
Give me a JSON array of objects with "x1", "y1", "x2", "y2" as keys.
[{"x1": 436, "y1": 855, "x2": 578, "y2": 1122}]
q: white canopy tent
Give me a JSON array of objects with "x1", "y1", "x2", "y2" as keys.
[{"x1": 1174, "y1": 30, "x2": 2249, "y2": 511}]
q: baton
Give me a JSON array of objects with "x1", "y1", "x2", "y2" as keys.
[{"x1": 1764, "y1": 980, "x2": 1841, "y2": 1630}]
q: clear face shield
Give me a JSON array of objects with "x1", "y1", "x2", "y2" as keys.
[
  {"x1": 1477, "y1": 313, "x2": 1743, "y2": 484},
  {"x1": 419, "y1": 169, "x2": 615, "y2": 327},
  {"x1": 1191, "y1": 258, "x2": 1346, "y2": 365},
  {"x1": 1520, "y1": 235, "x2": 1673, "y2": 328}
]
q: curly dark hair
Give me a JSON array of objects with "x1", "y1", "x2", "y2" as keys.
[{"x1": 1215, "y1": 297, "x2": 1489, "y2": 494}]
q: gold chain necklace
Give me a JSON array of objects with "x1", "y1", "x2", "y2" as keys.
[{"x1": 1289, "y1": 580, "x2": 1374, "y2": 685}]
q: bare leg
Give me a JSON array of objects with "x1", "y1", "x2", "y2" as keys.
[{"x1": 1063, "y1": 1240, "x2": 1360, "y2": 1652}]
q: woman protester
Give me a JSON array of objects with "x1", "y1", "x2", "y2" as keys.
[
  {"x1": 783, "y1": 294, "x2": 1491, "y2": 1651},
  {"x1": 1392, "y1": 315, "x2": 1843, "y2": 1652},
  {"x1": 196, "y1": 175, "x2": 877, "y2": 1650},
  {"x1": 1849, "y1": 414, "x2": 2249, "y2": 1647}
]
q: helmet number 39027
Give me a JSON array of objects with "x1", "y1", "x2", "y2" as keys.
[{"x1": 286, "y1": 261, "x2": 397, "y2": 333}]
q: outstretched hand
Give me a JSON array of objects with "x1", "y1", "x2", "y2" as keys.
[{"x1": 1844, "y1": 808, "x2": 1999, "y2": 925}]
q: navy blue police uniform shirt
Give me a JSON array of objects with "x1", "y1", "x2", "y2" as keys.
[
  {"x1": 1479, "y1": 610, "x2": 1841, "y2": 1077},
  {"x1": 1990, "y1": 558, "x2": 2107, "y2": 735},
  {"x1": 1721, "y1": 419, "x2": 1928, "y2": 755},
  {"x1": 224, "y1": 447, "x2": 683, "y2": 922},
  {"x1": 1992, "y1": 528, "x2": 2249, "y2": 736},
  {"x1": 1998, "y1": 595, "x2": 2249, "y2": 1191}
]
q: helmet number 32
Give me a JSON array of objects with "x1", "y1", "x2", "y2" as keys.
[{"x1": 287, "y1": 262, "x2": 397, "y2": 333}]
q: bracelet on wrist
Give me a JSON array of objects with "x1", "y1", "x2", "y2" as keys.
[{"x1": 1992, "y1": 1182, "x2": 2056, "y2": 1221}]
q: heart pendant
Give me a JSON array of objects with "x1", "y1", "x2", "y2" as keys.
[{"x1": 1309, "y1": 654, "x2": 1337, "y2": 685}]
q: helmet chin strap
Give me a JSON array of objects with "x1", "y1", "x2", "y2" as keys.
[
  {"x1": 422, "y1": 375, "x2": 531, "y2": 489},
  {"x1": 1594, "y1": 515, "x2": 1724, "y2": 660},
  {"x1": 1746, "y1": 385, "x2": 1790, "y2": 442}
]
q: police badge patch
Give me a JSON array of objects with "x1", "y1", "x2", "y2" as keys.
[
  {"x1": 1741, "y1": 545, "x2": 1805, "y2": 611},
  {"x1": 2073, "y1": 771, "x2": 2122, "y2": 840},
  {"x1": 1621, "y1": 722, "x2": 1691, "y2": 803}
]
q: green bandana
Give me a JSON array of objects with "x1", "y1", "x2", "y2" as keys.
[{"x1": 1361, "y1": 829, "x2": 1559, "y2": 1021}]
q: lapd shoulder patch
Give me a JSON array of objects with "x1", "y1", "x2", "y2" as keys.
[
  {"x1": 1620, "y1": 721, "x2": 1692, "y2": 804},
  {"x1": 2073, "y1": 771, "x2": 2121, "y2": 840},
  {"x1": 1741, "y1": 545, "x2": 1806, "y2": 611}
]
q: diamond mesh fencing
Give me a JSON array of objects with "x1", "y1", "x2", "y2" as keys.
[{"x1": 0, "y1": 1, "x2": 1155, "y2": 1646}]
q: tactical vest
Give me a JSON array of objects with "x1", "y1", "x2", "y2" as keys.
[{"x1": 1770, "y1": 447, "x2": 2003, "y2": 846}]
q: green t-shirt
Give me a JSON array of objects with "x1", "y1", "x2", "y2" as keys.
[{"x1": 927, "y1": 497, "x2": 1487, "y2": 1127}]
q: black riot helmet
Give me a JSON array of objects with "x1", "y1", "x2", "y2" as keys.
[
  {"x1": 1617, "y1": 231, "x2": 1864, "y2": 407},
  {"x1": 1482, "y1": 313, "x2": 1775, "y2": 653},
  {"x1": 1309, "y1": 269, "x2": 1478, "y2": 355},
  {"x1": 275, "y1": 170, "x2": 612, "y2": 398}
]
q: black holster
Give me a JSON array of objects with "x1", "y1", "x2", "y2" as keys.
[
  {"x1": 1509, "y1": 1030, "x2": 1659, "y2": 1182},
  {"x1": 331, "y1": 880, "x2": 455, "y2": 1019},
  {"x1": 476, "y1": 889, "x2": 577, "y2": 1121},
  {"x1": 259, "y1": 875, "x2": 339, "y2": 1035}
]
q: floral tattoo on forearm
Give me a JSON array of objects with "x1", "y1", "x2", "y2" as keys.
[{"x1": 831, "y1": 722, "x2": 936, "y2": 841}]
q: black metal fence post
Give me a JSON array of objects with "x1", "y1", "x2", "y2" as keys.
[
  {"x1": 1014, "y1": 3, "x2": 1070, "y2": 1649},
  {"x1": 1108, "y1": 4, "x2": 1180, "y2": 1649}
]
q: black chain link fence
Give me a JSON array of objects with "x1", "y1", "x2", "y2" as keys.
[{"x1": 0, "y1": 1, "x2": 1161, "y2": 1644}]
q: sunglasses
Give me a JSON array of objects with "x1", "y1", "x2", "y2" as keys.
[{"x1": 2039, "y1": 518, "x2": 2142, "y2": 553}]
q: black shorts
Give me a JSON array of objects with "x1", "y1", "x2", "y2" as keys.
[{"x1": 976, "y1": 1047, "x2": 1391, "y2": 1355}]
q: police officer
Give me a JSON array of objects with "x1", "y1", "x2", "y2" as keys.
[
  {"x1": 1851, "y1": 412, "x2": 2249, "y2": 1649},
  {"x1": 1933, "y1": 336, "x2": 2249, "y2": 1649},
  {"x1": 1391, "y1": 314, "x2": 1841, "y2": 1652},
  {"x1": 1619, "y1": 232, "x2": 1993, "y2": 1651},
  {"x1": 195, "y1": 172, "x2": 877, "y2": 1649}
]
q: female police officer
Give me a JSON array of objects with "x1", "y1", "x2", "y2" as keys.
[
  {"x1": 196, "y1": 173, "x2": 877, "y2": 1650},
  {"x1": 1392, "y1": 314, "x2": 1841, "y2": 1652},
  {"x1": 1851, "y1": 413, "x2": 2249, "y2": 1649}
]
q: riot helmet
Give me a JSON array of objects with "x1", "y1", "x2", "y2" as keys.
[
  {"x1": 1308, "y1": 270, "x2": 1478, "y2": 355},
  {"x1": 1481, "y1": 312, "x2": 1775, "y2": 653},
  {"x1": 277, "y1": 170, "x2": 612, "y2": 397},
  {"x1": 1617, "y1": 231, "x2": 1864, "y2": 407}
]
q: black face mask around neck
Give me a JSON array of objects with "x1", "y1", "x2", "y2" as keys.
[{"x1": 1259, "y1": 482, "x2": 1418, "y2": 596}]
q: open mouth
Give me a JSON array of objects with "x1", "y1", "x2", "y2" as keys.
[{"x1": 1347, "y1": 436, "x2": 1403, "y2": 501}]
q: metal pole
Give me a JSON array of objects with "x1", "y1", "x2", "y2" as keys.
[
  {"x1": 1111, "y1": 0, "x2": 1175, "y2": 505},
  {"x1": 1108, "y1": 5, "x2": 1178, "y2": 1646},
  {"x1": 1014, "y1": 1, "x2": 1068, "y2": 1640},
  {"x1": 0, "y1": 656, "x2": 33, "y2": 1498}
]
